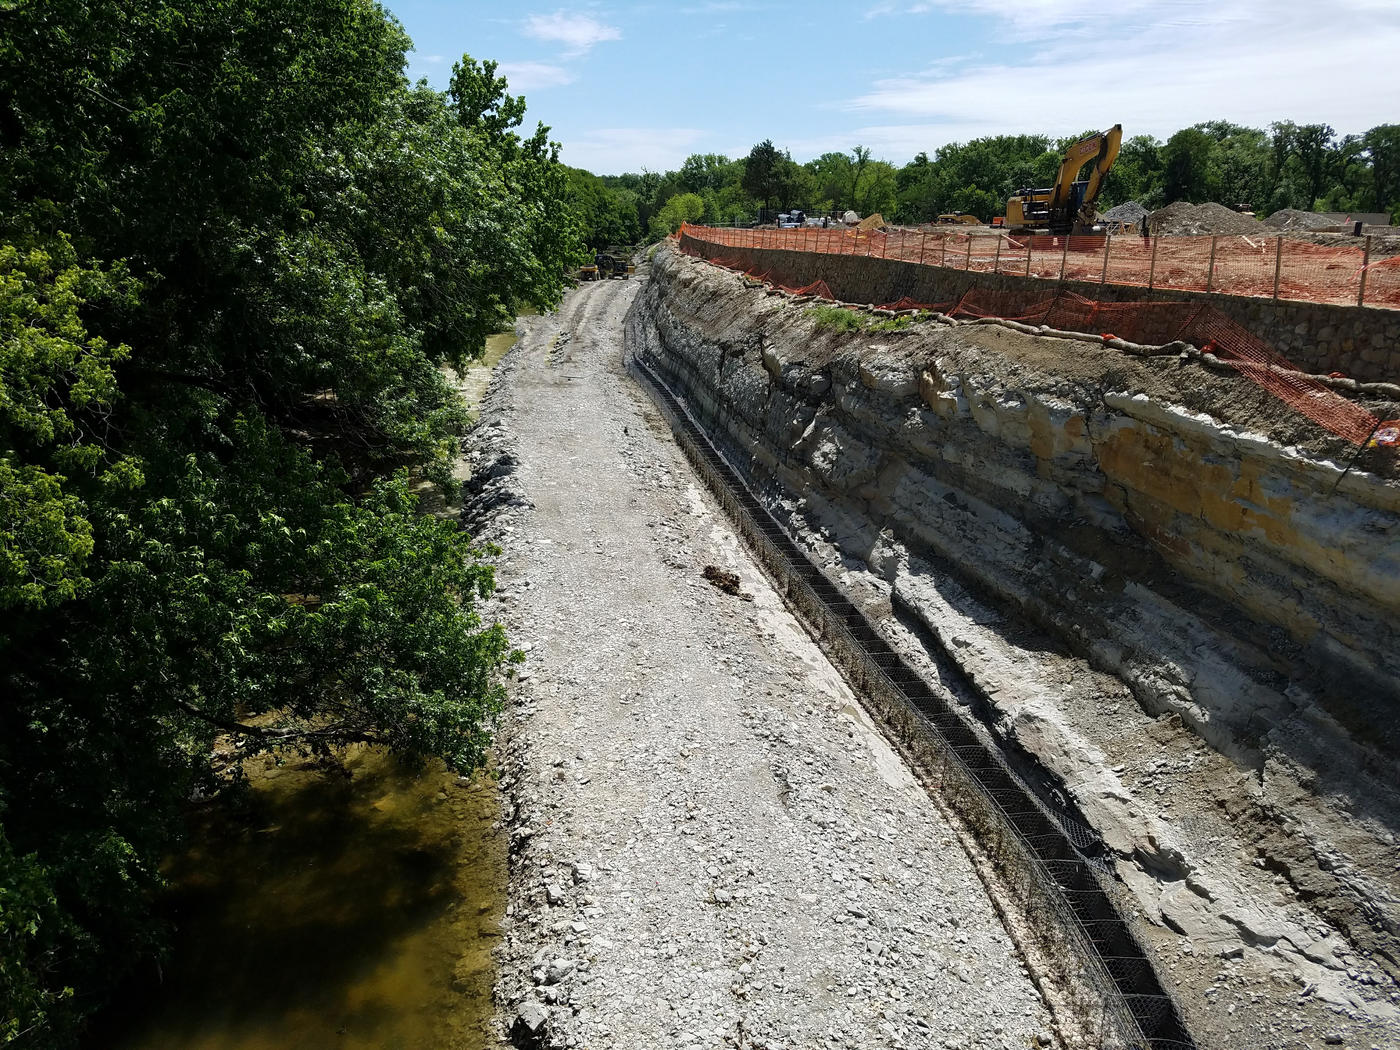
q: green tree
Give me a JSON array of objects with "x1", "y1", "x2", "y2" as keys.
[
  {"x1": 806, "y1": 152, "x2": 855, "y2": 213},
  {"x1": 677, "y1": 153, "x2": 737, "y2": 195},
  {"x1": 0, "y1": 1, "x2": 579, "y2": 1043},
  {"x1": 854, "y1": 160, "x2": 898, "y2": 217},
  {"x1": 1364, "y1": 125, "x2": 1400, "y2": 216},
  {"x1": 742, "y1": 139, "x2": 787, "y2": 210},
  {"x1": 1101, "y1": 134, "x2": 1163, "y2": 207},
  {"x1": 566, "y1": 167, "x2": 641, "y2": 246},
  {"x1": 849, "y1": 146, "x2": 873, "y2": 213},
  {"x1": 649, "y1": 192, "x2": 706, "y2": 240},
  {"x1": 1162, "y1": 127, "x2": 1215, "y2": 203}
]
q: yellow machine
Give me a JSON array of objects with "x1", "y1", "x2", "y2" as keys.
[
  {"x1": 1006, "y1": 124, "x2": 1122, "y2": 234},
  {"x1": 935, "y1": 212, "x2": 982, "y2": 225}
]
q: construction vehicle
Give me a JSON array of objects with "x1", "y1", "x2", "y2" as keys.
[
  {"x1": 1006, "y1": 125, "x2": 1122, "y2": 234},
  {"x1": 581, "y1": 249, "x2": 634, "y2": 281},
  {"x1": 935, "y1": 212, "x2": 982, "y2": 226}
]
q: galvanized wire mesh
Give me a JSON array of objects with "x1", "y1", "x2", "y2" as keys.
[{"x1": 629, "y1": 348, "x2": 1197, "y2": 1050}]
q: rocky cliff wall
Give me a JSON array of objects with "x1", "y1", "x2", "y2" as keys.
[{"x1": 626, "y1": 245, "x2": 1400, "y2": 1039}]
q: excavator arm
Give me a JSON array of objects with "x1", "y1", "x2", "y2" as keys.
[
  {"x1": 1078, "y1": 124, "x2": 1122, "y2": 215},
  {"x1": 1047, "y1": 125, "x2": 1123, "y2": 211}
]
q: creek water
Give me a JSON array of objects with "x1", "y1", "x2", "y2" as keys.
[{"x1": 103, "y1": 328, "x2": 520, "y2": 1050}]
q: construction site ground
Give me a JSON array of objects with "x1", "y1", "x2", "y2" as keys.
[{"x1": 695, "y1": 225, "x2": 1400, "y2": 308}]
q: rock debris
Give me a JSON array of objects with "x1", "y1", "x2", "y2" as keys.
[{"x1": 469, "y1": 276, "x2": 1056, "y2": 1050}]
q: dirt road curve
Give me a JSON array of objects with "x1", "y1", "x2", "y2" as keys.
[{"x1": 477, "y1": 275, "x2": 1056, "y2": 1050}]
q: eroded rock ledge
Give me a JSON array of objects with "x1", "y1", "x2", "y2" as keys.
[{"x1": 626, "y1": 244, "x2": 1400, "y2": 1047}]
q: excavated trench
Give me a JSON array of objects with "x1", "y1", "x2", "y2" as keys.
[{"x1": 624, "y1": 244, "x2": 1400, "y2": 1050}]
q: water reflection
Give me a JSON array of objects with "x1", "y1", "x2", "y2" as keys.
[{"x1": 106, "y1": 747, "x2": 504, "y2": 1050}]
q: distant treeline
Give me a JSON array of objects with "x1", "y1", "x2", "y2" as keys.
[{"x1": 566, "y1": 121, "x2": 1400, "y2": 244}]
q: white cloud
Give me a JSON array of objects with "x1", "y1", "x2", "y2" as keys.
[
  {"x1": 419, "y1": 54, "x2": 444, "y2": 64},
  {"x1": 560, "y1": 128, "x2": 708, "y2": 174},
  {"x1": 523, "y1": 12, "x2": 622, "y2": 56},
  {"x1": 498, "y1": 61, "x2": 576, "y2": 92},
  {"x1": 844, "y1": 0, "x2": 1400, "y2": 151}
]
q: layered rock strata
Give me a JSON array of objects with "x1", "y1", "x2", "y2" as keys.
[{"x1": 627, "y1": 244, "x2": 1400, "y2": 1048}]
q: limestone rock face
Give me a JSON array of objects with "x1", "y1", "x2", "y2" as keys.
[{"x1": 626, "y1": 245, "x2": 1400, "y2": 1008}]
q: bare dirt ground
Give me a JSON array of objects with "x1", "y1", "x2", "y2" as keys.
[{"x1": 469, "y1": 276, "x2": 1058, "y2": 1050}]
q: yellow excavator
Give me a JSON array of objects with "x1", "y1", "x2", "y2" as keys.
[{"x1": 1006, "y1": 124, "x2": 1122, "y2": 234}]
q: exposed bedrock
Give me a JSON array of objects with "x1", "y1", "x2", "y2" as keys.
[{"x1": 626, "y1": 245, "x2": 1400, "y2": 1033}]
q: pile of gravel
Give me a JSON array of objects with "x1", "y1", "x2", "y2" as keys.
[
  {"x1": 1148, "y1": 201, "x2": 1268, "y2": 236},
  {"x1": 1263, "y1": 208, "x2": 1336, "y2": 231},
  {"x1": 1101, "y1": 200, "x2": 1148, "y2": 225}
]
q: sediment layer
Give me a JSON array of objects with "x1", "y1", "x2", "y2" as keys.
[{"x1": 627, "y1": 244, "x2": 1400, "y2": 1048}]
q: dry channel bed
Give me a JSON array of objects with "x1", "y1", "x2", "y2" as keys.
[{"x1": 466, "y1": 277, "x2": 1060, "y2": 1050}]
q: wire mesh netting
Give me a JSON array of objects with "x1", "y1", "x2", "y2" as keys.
[{"x1": 632, "y1": 349, "x2": 1199, "y2": 1049}]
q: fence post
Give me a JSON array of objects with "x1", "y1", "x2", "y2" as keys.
[
  {"x1": 964, "y1": 235, "x2": 973, "y2": 271},
  {"x1": 993, "y1": 236, "x2": 1003, "y2": 274},
  {"x1": 1206, "y1": 235, "x2": 1218, "y2": 292},
  {"x1": 1271, "y1": 236, "x2": 1283, "y2": 300},
  {"x1": 1146, "y1": 236, "x2": 1158, "y2": 290},
  {"x1": 940, "y1": 235, "x2": 948, "y2": 266},
  {"x1": 1058, "y1": 236, "x2": 1069, "y2": 281},
  {"x1": 1358, "y1": 235, "x2": 1373, "y2": 306},
  {"x1": 919, "y1": 231, "x2": 927, "y2": 266},
  {"x1": 1099, "y1": 234, "x2": 1110, "y2": 285},
  {"x1": 1025, "y1": 237, "x2": 1033, "y2": 276}
]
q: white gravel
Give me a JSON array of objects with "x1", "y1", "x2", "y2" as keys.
[{"x1": 474, "y1": 277, "x2": 1056, "y2": 1050}]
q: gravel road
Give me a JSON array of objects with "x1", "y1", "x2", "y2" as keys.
[{"x1": 473, "y1": 274, "x2": 1057, "y2": 1050}]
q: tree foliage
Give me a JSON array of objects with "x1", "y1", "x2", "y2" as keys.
[
  {"x1": 741, "y1": 139, "x2": 792, "y2": 210},
  {"x1": 649, "y1": 193, "x2": 705, "y2": 240},
  {"x1": 581, "y1": 119, "x2": 1400, "y2": 238},
  {"x1": 0, "y1": 0, "x2": 580, "y2": 1043}
]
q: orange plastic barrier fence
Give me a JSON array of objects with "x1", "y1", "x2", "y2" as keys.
[
  {"x1": 679, "y1": 223, "x2": 1400, "y2": 309},
  {"x1": 678, "y1": 226, "x2": 1392, "y2": 447}
]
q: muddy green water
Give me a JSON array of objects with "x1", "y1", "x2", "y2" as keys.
[
  {"x1": 104, "y1": 328, "x2": 519, "y2": 1050},
  {"x1": 104, "y1": 749, "x2": 505, "y2": 1050}
]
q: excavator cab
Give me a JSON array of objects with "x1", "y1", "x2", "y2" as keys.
[{"x1": 1006, "y1": 124, "x2": 1122, "y2": 234}]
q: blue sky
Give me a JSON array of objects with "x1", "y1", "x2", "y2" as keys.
[{"x1": 385, "y1": 1, "x2": 1400, "y2": 175}]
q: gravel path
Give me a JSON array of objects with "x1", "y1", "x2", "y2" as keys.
[{"x1": 476, "y1": 275, "x2": 1056, "y2": 1050}]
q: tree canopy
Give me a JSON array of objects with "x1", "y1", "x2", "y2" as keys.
[
  {"x1": 570, "y1": 121, "x2": 1400, "y2": 243},
  {"x1": 0, "y1": 1, "x2": 581, "y2": 1044}
]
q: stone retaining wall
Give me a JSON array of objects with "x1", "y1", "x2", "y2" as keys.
[{"x1": 682, "y1": 240, "x2": 1400, "y2": 384}]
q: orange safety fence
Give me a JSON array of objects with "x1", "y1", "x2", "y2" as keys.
[
  {"x1": 679, "y1": 223, "x2": 1400, "y2": 309},
  {"x1": 677, "y1": 228, "x2": 1395, "y2": 448}
]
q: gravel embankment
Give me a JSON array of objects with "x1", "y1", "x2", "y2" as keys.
[{"x1": 469, "y1": 275, "x2": 1056, "y2": 1050}]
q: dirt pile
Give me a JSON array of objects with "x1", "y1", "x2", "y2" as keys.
[
  {"x1": 1264, "y1": 208, "x2": 1337, "y2": 231},
  {"x1": 1148, "y1": 201, "x2": 1268, "y2": 236},
  {"x1": 1100, "y1": 201, "x2": 1147, "y2": 225}
]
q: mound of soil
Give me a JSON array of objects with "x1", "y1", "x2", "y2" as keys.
[
  {"x1": 1263, "y1": 208, "x2": 1336, "y2": 231},
  {"x1": 1148, "y1": 201, "x2": 1268, "y2": 236},
  {"x1": 1101, "y1": 201, "x2": 1148, "y2": 225}
]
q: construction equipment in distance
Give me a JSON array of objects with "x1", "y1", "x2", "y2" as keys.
[
  {"x1": 1006, "y1": 125, "x2": 1122, "y2": 234},
  {"x1": 581, "y1": 248, "x2": 635, "y2": 281},
  {"x1": 935, "y1": 212, "x2": 983, "y2": 225}
]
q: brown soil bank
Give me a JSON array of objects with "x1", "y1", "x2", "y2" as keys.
[{"x1": 627, "y1": 244, "x2": 1400, "y2": 1049}]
